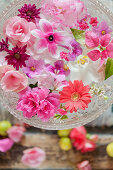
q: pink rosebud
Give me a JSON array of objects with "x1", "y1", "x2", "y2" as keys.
[
  {"x1": 8, "y1": 126, "x2": 26, "y2": 143},
  {"x1": 21, "y1": 147, "x2": 46, "y2": 168},
  {"x1": 0, "y1": 65, "x2": 14, "y2": 81},
  {"x1": 77, "y1": 160, "x2": 92, "y2": 170},
  {"x1": 89, "y1": 17, "x2": 98, "y2": 27},
  {"x1": 81, "y1": 140, "x2": 96, "y2": 153},
  {"x1": 1, "y1": 70, "x2": 28, "y2": 93},
  {"x1": 0, "y1": 138, "x2": 14, "y2": 152}
]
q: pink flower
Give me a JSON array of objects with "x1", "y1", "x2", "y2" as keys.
[
  {"x1": 81, "y1": 140, "x2": 96, "y2": 153},
  {"x1": 59, "y1": 80, "x2": 92, "y2": 113},
  {"x1": 0, "y1": 65, "x2": 14, "y2": 81},
  {"x1": 77, "y1": 160, "x2": 92, "y2": 170},
  {"x1": 31, "y1": 19, "x2": 64, "y2": 55},
  {"x1": 3, "y1": 16, "x2": 36, "y2": 47},
  {"x1": 17, "y1": 88, "x2": 60, "y2": 122},
  {"x1": 70, "y1": 127, "x2": 87, "y2": 150},
  {"x1": 8, "y1": 126, "x2": 26, "y2": 143},
  {"x1": 1, "y1": 70, "x2": 28, "y2": 93},
  {"x1": 85, "y1": 31, "x2": 113, "y2": 65},
  {"x1": 0, "y1": 138, "x2": 14, "y2": 152},
  {"x1": 89, "y1": 17, "x2": 98, "y2": 27},
  {"x1": 21, "y1": 147, "x2": 45, "y2": 168},
  {"x1": 79, "y1": 22, "x2": 89, "y2": 30},
  {"x1": 58, "y1": 109, "x2": 67, "y2": 115}
]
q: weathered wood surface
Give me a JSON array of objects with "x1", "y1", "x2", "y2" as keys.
[{"x1": 0, "y1": 131, "x2": 113, "y2": 170}]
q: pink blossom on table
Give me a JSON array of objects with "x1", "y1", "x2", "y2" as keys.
[
  {"x1": 79, "y1": 22, "x2": 89, "y2": 30},
  {"x1": 81, "y1": 140, "x2": 96, "y2": 153},
  {"x1": 0, "y1": 65, "x2": 14, "y2": 81},
  {"x1": 7, "y1": 126, "x2": 26, "y2": 143},
  {"x1": 92, "y1": 21, "x2": 112, "y2": 38},
  {"x1": 89, "y1": 17, "x2": 98, "y2": 27},
  {"x1": 85, "y1": 31, "x2": 113, "y2": 65},
  {"x1": 22, "y1": 57, "x2": 45, "y2": 78},
  {"x1": 21, "y1": 147, "x2": 45, "y2": 168},
  {"x1": 31, "y1": 19, "x2": 64, "y2": 55},
  {"x1": 0, "y1": 138, "x2": 14, "y2": 152},
  {"x1": 1, "y1": 70, "x2": 28, "y2": 93},
  {"x1": 77, "y1": 160, "x2": 92, "y2": 170},
  {"x1": 17, "y1": 88, "x2": 60, "y2": 122},
  {"x1": 3, "y1": 16, "x2": 36, "y2": 47}
]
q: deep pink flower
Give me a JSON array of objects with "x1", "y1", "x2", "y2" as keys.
[
  {"x1": 0, "y1": 38, "x2": 9, "y2": 52},
  {"x1": 81, "y1": 140, "x2": 96, "y2": 153},
  {"x1": 18, "y1": 4, "x2": 41, "y2": 22},
  {"x1": 85, "y1": 31, "x2": 113, "y2": 65},
  {"x1": 5, "y1": 45, "x2": 30, "y2": 70},
  {"x1": 8, "y1": 126, "x2": 26, "y2": 143},
  {"x1": 89, "y1": 17, "x2": 98, "y2": 27},
  {"x1": 70, "y1": 127, "x2": 87, "y2": 150},
  {"x1": 60, "y1": 52, "x2": 69, "y2": 61},
  {"x1": 21, "y1": 147, "x2": 45, "y2": 168},
  {"x1": 58, "y1": 109, "x2": 67, "y2": 116},
  {"x1": 79, "y1": 22, "x2": 89, "y2": 30},
  {"x1": 0, "y1": 138, "x2": 14, "y2": 152},
  {"x1": 77, "y1": 160, "x2": 92, "y2": 170},
  {"x1": 17, "y1": 88, "x2": 60, "y2": 122},
  {"x1": 31, "y1": 19, "x2": 64, "y2": 55},
  {"x1": 92, "y1": 21, "x2": 112, "y2": 38},
  {"x1": 3, "y1": 16, "x2": 36, "y2": 47}
]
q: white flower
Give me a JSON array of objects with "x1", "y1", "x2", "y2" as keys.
[{"x1": 67, "y1": 55, "x2": 102, "y2": 85}]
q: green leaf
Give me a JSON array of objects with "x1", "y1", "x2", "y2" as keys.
[
  {"x1": 61, "y1": 115, "x2": 68, "y2": 120},
  {"x1": 55, "y1": 114, "x2": 61, "y2": 119},
  {"x1": 105, "y1": 58, "x2": 113, "y2": 80},
  {"x1": 71, "y1": 28, "x2": 85, "y2": 44},
  {"x1": 29, "y1": 82, "x2": 38, "y2": 89}
]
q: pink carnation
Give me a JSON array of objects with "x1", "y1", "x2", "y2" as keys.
[
  {"x1": 21, "y1": 147, "x2": 45, "y2": 168},
  {"x1": 0, "y1": 138, "x2": 14, "y2": 152},
  {"x1": 1, "y1": 70, "x2": 28, "y2": 93},
  {"x1": 3, "y1": 16, "x2": 36, "y2": 47},
  {"x1": 17, "y1": 88, "x2": 60, "y2": 122},
  {"x1": 8, "y1": 126, "x2": 26, "y2": 143}
]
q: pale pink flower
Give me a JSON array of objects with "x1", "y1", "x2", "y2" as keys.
[
  {"x1": 85, "y1": 31, "x2": 113, "y2": 65},
  {"x1": 21, "y1": 147, "x2": 45, "y2": 168},
  {"x1": 0, "y1": 138, "x2": 14, "y2": 152},
  {"x1": 1, "y1": 70, "x2": 28, "y2": 93},
  {"x1": 77, "y1": 160, "x2": 92, "y2": 170},
  {"x1": 3, "y1": 16, "x2": 36, "y2": 47},
  {"x1": 8, "y1": 126, "x2": 26, "y2": 143},
  {"x1": 31, "y1": 19, "x2": 64, "y2": 55},
  {"x1": 0, "y1": 65, "x2": 14, "y2": 81}
]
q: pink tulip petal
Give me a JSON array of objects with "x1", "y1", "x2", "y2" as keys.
[
  {"x1": 87, "y1": 50, "x2": 100, "y2": 61},
  {"x1": 39, "y1": 19, "x2": 53, "y2": 33},
  {"x1": 48, "y1": 43, "x2": 57, "y2": 55},
  {"x1": 0, "y1": 138, "x2": 14, "y2": 152},
  {"x1": 100, "y1": 34, "x2": 111, "y2": 47},
  {"x1": 85, "y1": 31, "x2": 99, "y2": 48}
]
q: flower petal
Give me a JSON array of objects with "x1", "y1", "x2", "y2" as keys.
[
  {"x1": 87, "y1": 50, "x2": 100, "y2": 61},
  {"x1": 100, "y1": 34, "x2": 111, "y2": 47},
  {"x1": 106, "y1": 39, "x2": 113, "y2": 58},
  {"x1": 48, "y1": 43, "x2": 57, "y2": 55},
  {"x1": 85, "y1": 31, "x2": 99, "y2": 48},
  {"x1": 39, "y1": 19, "x2": 53, "y2": 33}
]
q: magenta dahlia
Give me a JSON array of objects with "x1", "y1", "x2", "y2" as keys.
[
  {"x1": 18, "y1": 4, "x2": 41, "y2": 22},
  {"x1": 0, "y1": 38, "x2": 9, "y2": 52},
  {"x1": 5, "y1": 45, "x2": 30, "y2": 70}
]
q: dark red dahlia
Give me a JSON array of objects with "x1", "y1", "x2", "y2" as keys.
[
  {"x1": 5, "y1": 45, "x2": 30, "y2": 70},
  {"x1": 0, "y1": 38, "x2": 9, "y2": 52},
  {"x1": 18, "y1": 4, "x2": 41, "y2": 22}
]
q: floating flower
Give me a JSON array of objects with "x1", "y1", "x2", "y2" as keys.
[
  {"x1": 17, "y1": 88, "x2": 60, "y2": 122},
  {"x1": 89, "y1": 17, "x2": 98, "y2": 27},
  {"x1": 85, "y1": 31, "x2": 113, "y2": 65},
  {"x1": 8, "y1": 126, "x2": 26, "y2": 143},
  {"x1": 60, "y1": 52, "x2": 69, "y2": 61},
  {"x1": 77, "y1": 160, "x2": 92, "y2": 170},
  {"x1": 59, "y1": 80, "x2": 92, "y2": 113},
  {"x1": 92, "y1": 21, "x2": 112, "y2": 38},
  {"x1": 79, "y1": 22, "x2": 89, "y2": 30},
  {"x1": 31, "y1": 19, "x2": 64, "y2": 55},
  {"x1": 21, "y1": 147, "x2": 45, "y2": 168},
  {"x1": 22, "y1": 58, "x2": 45, "y2": 78},
  {"x1": 0, "y1": 38, "x2": 9, "y2": 52},
  {"x1": 18, "y1": 4, "x2": 41, "y2": 22},
  {"x1": 0, "y1": 138, "x2": 14, "y2": 152},
  {"x1": 46, "y1": 60, "x2": 70, "y2": 82},
  {"x1": 0, "y1": 65, "x2": 14, "y2": 81},
  {"x1": 3, "y1": 16, "x2": 36, "y2": 47},
  {"x1": 1, "y1": 70, "x2": 28, "y2": 93},
  {"x1": 5, "y1": 45, "x2": 30, "y2": 70},
  {"x1": 70, "y1": 127, "x2": 87, "y2": 150}
]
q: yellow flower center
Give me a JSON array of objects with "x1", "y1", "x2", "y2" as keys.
[
  {"x1": 102, "y1": 31, "x2": 106, "y2": 35},
  {"x1": 77, "y1": 56, "x2": 88, "y2": 65},
  {"x1": 63, "y1": 64, "x2": 69, "y2": 71},
  {"x1": 31, "y1": 67, "x2": 36, "y2": 71},
  {"x1": 71, "y1": 93, "x2": 80, "y2": 101}
]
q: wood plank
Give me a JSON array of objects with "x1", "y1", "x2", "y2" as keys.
[{"x1": 0, "y1": 133, "x2": 113, "y2": 170}]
